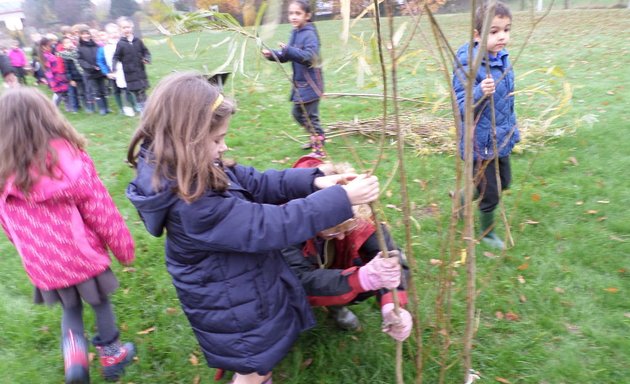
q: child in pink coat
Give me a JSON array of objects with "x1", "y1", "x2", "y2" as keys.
[{"x1": 0, "y1": 87, "x2": 136, "y2": 384}]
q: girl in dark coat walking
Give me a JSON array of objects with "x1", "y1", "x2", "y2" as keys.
[
  {"x1": 262, "y1": 0, "x2": 325, "y2": 157},
  {"x1": 126, "y1": 72, "x2": 380, "y2": 384},
  {"x1": 112, "y1": 17, "x2": 151, "y2": 113}
]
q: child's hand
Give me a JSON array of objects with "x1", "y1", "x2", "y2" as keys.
[
  {"x1": 342, "y1": 174, "x2": 379, "y2": 205},
  {"x1": 262, "y1": 48, "x2": 272, "y2": 58},
  {"x1": 381, "y1": 304, "x2": 413, "y2": 341},
  {"x1": 278, "y1": 42, "x2": 287, "y2": 49},
  {"x1": 480, "y1": 77, "x2": 495, "y2": 96},
  {"x1": 314, "y1": 173, "x2": 357, "y2": 189}
]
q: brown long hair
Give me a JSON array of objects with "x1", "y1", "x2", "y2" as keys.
[
  {"x1": 0, "y1": 87, "x2": 86, "y2": 194},
  {"x1": 127, "y1": 72, "x2": 236, "y2": 203}
]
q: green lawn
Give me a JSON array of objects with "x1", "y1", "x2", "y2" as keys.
[{"x1": 1, "y1": 8, "x2": 629, "y2": 384}]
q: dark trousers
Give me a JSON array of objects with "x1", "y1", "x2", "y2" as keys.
[
  {"x1": 292, "y1": 99, "x2": 324, "y2": 136},
  {"x1": 68, "y1": 79, "x2": 87, "y2": 111},
  {"x1": 475, "y1": 156, "x2": 512, "y2": 213}
]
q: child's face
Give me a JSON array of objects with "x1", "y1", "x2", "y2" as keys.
[
  {"x1": 288, "y1": 3, "x2": 310, "y2": 29},
  {"x1": 80, "y1": 31, "x2": 91, "y2": 42},
  {"x1": 108, "y1": 30, "x2": 121, "y2": 41},
  {"x1": 120, "y1": 21, "x2": 134, "y2": 37},
  {"x1": 98, "y1": 31, "x2": 108, "y2": 43},
  {"x1": 476, "y1": 15, "x2": 511, "y2": 55},
  {"x1": 62, "y1": 39, "x2": 74, "y2": 51},
  {"x1": 208, "y1": 119, "x2": 230, "y2": 162}
]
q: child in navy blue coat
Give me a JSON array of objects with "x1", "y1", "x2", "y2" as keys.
[
  {"x1": 262, "y1": 0, "x2": 325, "y2": 157},
  {"x1": 126, "y1": 72, "x2": 382, "y2": 384},
  {"x1": 452, "y1": 1, "x2": 520, "y2": 250}
]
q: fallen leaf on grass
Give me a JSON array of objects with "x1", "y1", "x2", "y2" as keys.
[
  {"x1": 606, "y1": 90, "x2": 615, "y2": 95},
  {"x1": 586, "y1": 210, "x2": 598, "y2": 215},
  {"x1": 554, "y1": 287, "x2": 565, "y2": 294},
  {"x1": 567, "y1": 157, "x2": 579, "y2": 166},
  {"x1": 122, "y1": 267, "x2": 136, "y2": 273},
  {"x1": 565, "y1": 323, "x2": 581, "y2": 334},
  {"x1": 517, "y1": 275, "x2": 526, "y2": 284},
  {"x1": 597, "y1": 200, "x2": 610, "y2": 204},
  {"x1": 495, "y1": 311, "x2": 504, "y2": 320},
  {"x1": 523, "y1": 219, "x2": 539, "y2": 225},
  {"x1": 575, "y1": 201, "x2": 584, "y2": 205},
  {"x1": 189, "y1": 353, "x2": 199, "y2": 366},
  {"x1": 517, "y1": 263, "x2": 529, "y2": 271},
  {"x1": 137, "y1": 326, "x2": 156, "y2": 335},
  {"x1": 386, "y1": 204, "x2": 402, "y2": 212},
  {"x1": 505, "y1": 312, "x2": 520, "y2": 321},
  {"x1": 301, "y1": 357, "x2": 314, "y2": 369},
  {"x1": 166, "y1": 307, "x2": 179, "y2": 315},
  {"x1": 519, "y1": 294, "x2": 527, "y2": 303},
  {"x1": 495, "y1": 377, "x2": 512, "y2": 383},
  {"x1": 531, "y1": 193, "x2": 541, "y2": 202},
  {"x1": 483, "y1": 251, "x2": 498, "y2": 259},
  {"x1": 624, "y1": 313, "x2": 630, "y2": 319},
  {"x1": 604, "y1": 287, "x2": 619, "y2": 293},
  {"x1": 193, "y1": 375, "x2": 201, "y2": 384},
  {"x1": 429, "y1": 258, "x2": 443, "y2": 266},
  {"x1": 597, "y1": 216, "x2": 607, "y2": 222}
]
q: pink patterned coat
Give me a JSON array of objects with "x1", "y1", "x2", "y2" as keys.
[{"x1": 0, "y1": 139, "x2": 134, "y2": 290}]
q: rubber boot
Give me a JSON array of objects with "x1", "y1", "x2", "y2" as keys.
[
  {"x1": 113, "y1": 93, "x2": 123, "y2": 114},
  {"x1": 479, "y1": 210, "x2": 505, "y2": 250},
  {"x1": 93, "y1": 335, "x2": 136, "y2": 382},
  {"x1": 62, "y1": 330, "x2": 90, "y2": 384},
  {"x1": 85, "y1": 101, "x2": 95, "y2": 114},
  {"x1": 328, "y1": 306, "x2": 360, "y2": 331},
  {"x1": 96, "y1": 98, "x2": 110, "y2": 115}
]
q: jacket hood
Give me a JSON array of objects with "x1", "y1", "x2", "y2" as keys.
[
  {"x1": 126, "y1": 147, "x2": 179, "y2": 237},
  {"x1": 2, "y1": 139, "x2": 83, "y2": 203}
]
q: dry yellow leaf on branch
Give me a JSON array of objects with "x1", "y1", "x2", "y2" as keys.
[{"x1": 189, "y1": 353, "x2": 199, "y2": 366}]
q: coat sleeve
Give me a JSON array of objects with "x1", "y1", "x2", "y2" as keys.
[
  {"x1": 283, "y1": 29, "x2": 319, "y2": 66},
  {"x1": 453, "y1": 47, "x2": 487, "y2": 123},
  {"x1": 179, "y1": 184, "x2": 353, "y2": 253},
  {"x1": 96, "y1": 47, "x2": 109, "y2": 74},
  {"x1": 281, "y1": 244, "x2": 366, "y2": 306},
  {"x1": 72, "y1": 152, "x2": 135, "y2": 265},
  {"x1": 231, "y1": 165, "x2": 322, "y2": 204},
  {"x1": 140, "y1": 39, "x2": 151, "y2": 63},
  {"x1": 112, "y1": 42, "x2": 121, "y2": 70}
]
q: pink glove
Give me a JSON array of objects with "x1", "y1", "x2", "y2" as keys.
[
  {"x1": 358, "y1": 250, "x2": 401, "y2": 291},
  {"x1": 381, "y1": 303, "x2": 413, "y2": 342}
]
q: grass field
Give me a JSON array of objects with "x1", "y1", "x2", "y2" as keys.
[{"x1": 1, "y1": 7, "x2": 629, "y2": 384}]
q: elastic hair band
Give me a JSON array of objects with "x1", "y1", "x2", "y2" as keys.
[{"x1": 211, "y1": 94, "x2": 224, "y2": 113}]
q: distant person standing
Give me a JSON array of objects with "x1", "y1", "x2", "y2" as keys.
[
  {"x1": 77, "y1": 27, "x2": 110, "y2": 115},
  {"x1": 113, "y1": 17, "x2": 151, "y2": 113},
  {"x1": 262, "y1": 0, "x2": 325, "y2": 158},
  {"x1": 98, "y1": 23, "x2": 136, "y2": 117},
  {"x1": 0, "y1": 50, "x2": 18, "y2": 88},
  {"x1": 7, "y1": 40, "x2": 28, "y2": 85}
]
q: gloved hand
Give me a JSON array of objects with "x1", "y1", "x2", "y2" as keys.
[
  {"x1": 381, "y1": 303, "x2": 413, "y2": 342},
  {"x1": 358, "y1": 250, "x2": 401, "y2": 291}
]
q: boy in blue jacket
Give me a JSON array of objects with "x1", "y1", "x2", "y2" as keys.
[{"x1": 452, "y1": 1, "x2": 520, "y2": 250}]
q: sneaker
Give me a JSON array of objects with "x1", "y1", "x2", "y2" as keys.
[
  {"x1": 62, "y1": 330, "x2": 89, "y2": 384},
  {"x1": 96, "y1": 341, "x2": 136, "y2": 382},
  {"x1": 328, "y1": 306, "x2": 361, "y2": 331}
]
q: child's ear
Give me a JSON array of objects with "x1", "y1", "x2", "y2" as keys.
[{"x1": 473, "y1": 29, "x2": 480, "y2": 41}]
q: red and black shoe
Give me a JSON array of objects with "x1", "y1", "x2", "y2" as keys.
[
  {"x1": 93, "y1": 336, "x2": 136, "y2": 382},
  {"x1": 62, "y1": 330, "x2": 89, "y2": 384}
]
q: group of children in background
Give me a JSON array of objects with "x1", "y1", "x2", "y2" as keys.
[
  {"x1": 1, "y1": 17, "x2": 150, "y2": 116},
  {"x1": 0, "y1": 0, "x2": 519, "y2": 383}
]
